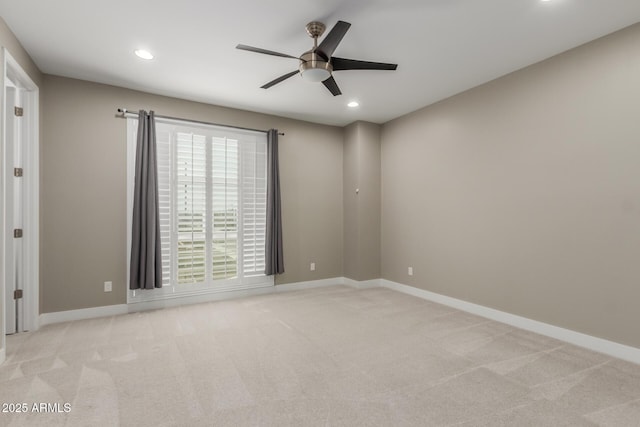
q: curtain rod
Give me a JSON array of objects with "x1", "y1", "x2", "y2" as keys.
[{"x1": 116, "y1": 108, "x2": 284, "y2": 136}]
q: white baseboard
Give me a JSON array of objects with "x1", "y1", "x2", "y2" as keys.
[{"x1": 380, "y1": 279, "x2": 640, "y2": 365}]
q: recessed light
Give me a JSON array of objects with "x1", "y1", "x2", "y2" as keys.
[
  {"x1": 134, "y1": 49, "x2": 154, "y2": 60},
  {"x1": 347, "y1": 101, "x2": 359, "y2": 108}
]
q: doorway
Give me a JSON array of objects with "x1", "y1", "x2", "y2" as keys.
[{"x1": 2, "y1": 49, "x2": 39, "y2": 358}]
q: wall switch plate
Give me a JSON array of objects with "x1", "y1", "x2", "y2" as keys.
[
  {"x1": 310, "y1": 262, "x2": 316, "y2": 271},
  {"x1": 408, "y1": 267, "x2": 413, "y2": 276},
  {"x1": 104, "y1": 281, "x2": 113, "y2": 292}
]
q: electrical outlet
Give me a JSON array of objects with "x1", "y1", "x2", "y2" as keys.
[
  {"x1": 104, "y1": 281, "x2": 112, "y2": 292},
  {"x1": 408, "y1": 267, "x2": 413, "y2": 276},
  {"x1": 310, "y1": 262, "x2": 316, "y2": 271}
]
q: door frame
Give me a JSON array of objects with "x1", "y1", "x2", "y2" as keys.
[{"x1": 1, "y1": 48, "x2": 39, "y2": 359}]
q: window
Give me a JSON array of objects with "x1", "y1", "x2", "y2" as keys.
[{"x1": 127, "y1": 117, "x2": 272, "y2": 302}]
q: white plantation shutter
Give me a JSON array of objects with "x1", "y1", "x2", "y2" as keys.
[
  {"x1": 156, "y1": 129, "x2": 172, "y2": 286},
  {"x1": 176, "y1": 133, "x2": 207, "y2": 284},
  {"x1": 211, "y1": 137, "x2": 238, "y2": 280},
  {"x1": 128, "y1": 117, "x2": 271, "y2": 301},
  {"x1": 241, "y1": 138, "x2": 267, "y2": 276}
]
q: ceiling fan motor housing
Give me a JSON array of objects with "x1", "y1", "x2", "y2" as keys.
[{"x1": 299, "y1": 50, "x2": 332, "y2": 82}]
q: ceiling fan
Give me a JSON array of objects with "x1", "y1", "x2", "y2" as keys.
[{"x1": 236, "y1": 20, "x2": 398, "y2": 96}]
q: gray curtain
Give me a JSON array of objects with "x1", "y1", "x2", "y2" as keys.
[
  {"x1": 130, "y1": 110, "x2": 162, "y2": 289},
  {"x1": 265, "y1": 129, "x2": 284, "y2": 275}
]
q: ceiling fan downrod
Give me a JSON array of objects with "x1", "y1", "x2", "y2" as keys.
[{"x1": 305, "y1": 21, "x2": 326, "y2": 50}]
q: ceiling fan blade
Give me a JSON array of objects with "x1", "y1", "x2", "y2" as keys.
[
  {"x1": 317, "y1": 21, "x2": 351, "y2": 59},
  {"x1": 322, "y1": 76, "x2": 342, "y2": 96},
  {"x1": 261, "y1": 70, "x2": 300, "y2": 89},
  {"x1": 332, "y1": 57, "x2": 398, "y2": 71},
  {"x1": 236, "y1": 44, "x2": 298, "y2": 59}
]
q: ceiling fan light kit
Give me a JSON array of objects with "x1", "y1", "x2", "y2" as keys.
[
  {"x1": 299, "y1": 51, "x2": 332, "y2": 82},
  {"x1": 236, "y1": 20, "x2": 398, "y2": 96}
]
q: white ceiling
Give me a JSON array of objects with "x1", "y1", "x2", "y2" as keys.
[{"x1": 1, "y1": 0, "x2": 639, "y2": 126}]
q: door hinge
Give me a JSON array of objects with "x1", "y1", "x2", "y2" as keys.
[
  {"x1": 14, "y1": 167, "x2": 23, "y2": 177},
  {"x1": 14, "y1": 289, "x2": 23, "y2": 300},
  {"x1": 14, "y1": 229, "x2": 23, "y2": 238},
  {"x1": 14, "y1": 106, "x2": 23, "y2": 117}
]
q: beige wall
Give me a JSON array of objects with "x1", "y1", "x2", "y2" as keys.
[
  {"x1": 41, "y1": 75, "x2": 343, "y2": 313},
  {"x1": 381, "y1": 23, "x2": 640, "y2": 347},
  {"x1": 0, "y1": 17, "x2": 43, "y2": 356},
  {"x1": 343, "y1": 121, "x2": 381, "y2": 281}
]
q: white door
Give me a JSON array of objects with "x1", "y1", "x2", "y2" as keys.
[{"x1": 4, "y1": 81, "x2": 24, "y2": 334}]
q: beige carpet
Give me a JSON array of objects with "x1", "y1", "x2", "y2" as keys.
[{"x1": 1, "y1": 285, "x2": 640, "y2": 426}]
